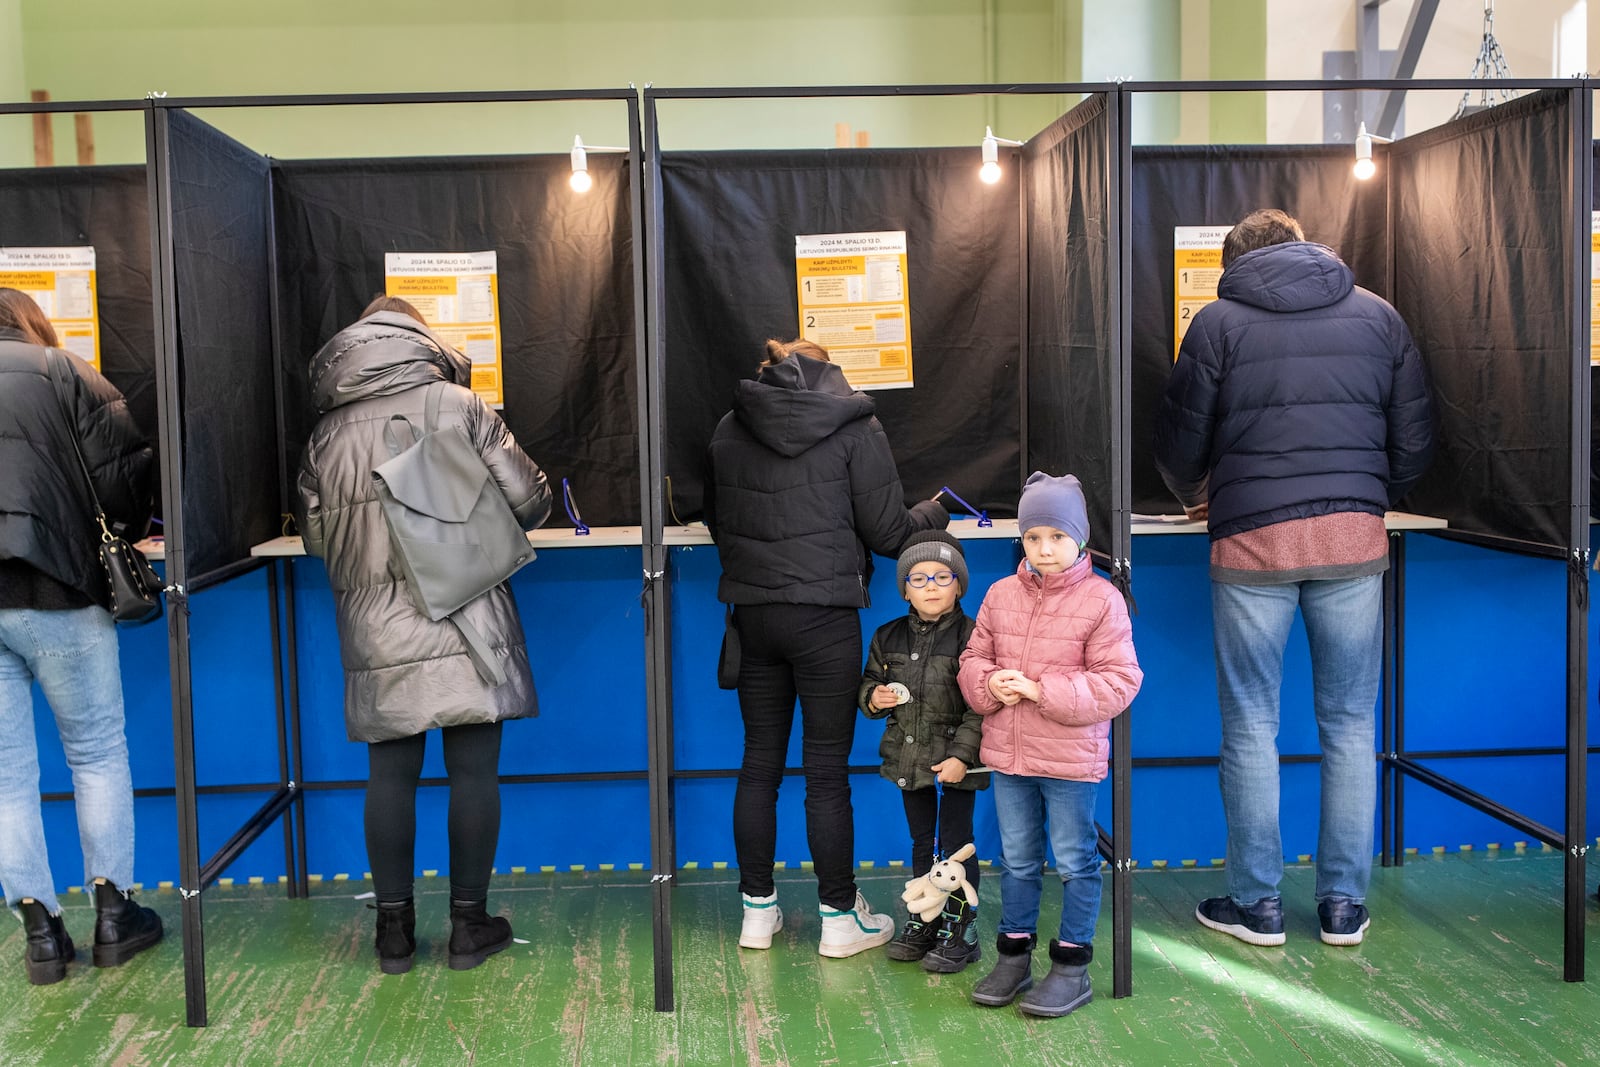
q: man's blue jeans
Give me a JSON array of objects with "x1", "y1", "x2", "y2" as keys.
[
  {"x1": 1212, "y1": 575, "x2": 1382, "y2": 906},
  {"x1": 992, "y1": 772, "x2": 1102, "y2": 945},
  {"x1": 0, "y1": 607, "x2": 134, "y2": 913}
]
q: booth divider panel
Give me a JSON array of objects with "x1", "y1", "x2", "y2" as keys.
[
  {"x1": 1129, "y1": 146, "x2": 1388, "y2": 515},
  {"x1": 0, "y1": 165, "x2": 159, "y2": 489},
  {"x1": 659, "y1": 148, "x2": 1021, "y2": 519},
  {"x1": 1025, "y1": 95, "x2": 1115, "y2": 556},
  {"x1": 166, "y1": 110, "x2": 279, "y2": 581},
  {"x1": 271, "y1": 153, "x2": 640, "y2": 528},
  {"x1": 1391, "y1": 89, "x2": 1573, "y2": 550}
]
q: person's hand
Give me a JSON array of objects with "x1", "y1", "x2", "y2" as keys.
[
  {"x1": 1005, "y1": 672, "x2": 1042, "y2": 703},
  {"x1": 988, "y1": 669, "x2": 1036, "y2": 705},
  {"x1": 870, "y1": 685, "x2": 900, "y2": 710},
  {"x1": 1183, "y1": 501, "x2": 1209, "y2": 521},
  {"x1": 931, "y1": 758, "x2": 968, "y2": 784}
]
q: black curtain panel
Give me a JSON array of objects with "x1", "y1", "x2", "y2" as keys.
[
  {"x1": 0, "y1": 164, "x2": 159, "y2": 505},
  {"x1": 1130, "y1": 145, "x2": 1388, "y2": 515},
  {"x1": 1391, "y1": 89, "x2": 1573, "y2": 551},
  {"x1": 272, "y1": 152, "x2": 639, "y2": 528},
  {"x1": 659, "y1": 147, "x2": 1022, "y2": 520},
  {"x1": 166, "y1": 110, "x2": 279, "y2": 580},
  {"x1": 1024, "y1": 95, "x2": 1114, "y2": 557}
]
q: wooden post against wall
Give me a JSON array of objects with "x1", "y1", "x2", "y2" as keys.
[
  {"x1": 834, "y1": 122, "x2": 851, "y2": 148},
  {"x1": 75, "y1": 113, "x2": 94, "y2": 165},
  {"x1": 30, "y1": 90, "x2": 53, "y2": 166},
  {"x1": 854, "y1": 130, "x2": 870, "y2": 148}
]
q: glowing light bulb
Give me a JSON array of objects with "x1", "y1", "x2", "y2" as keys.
[
  {"x1": 979, "y1": 160, "x2": 1002, "y2": 184},
  {"x1": 1353, "y1": 156, "x2": 1376, "y2": 181},
  {"x1": 570, "y1": 169, "x2": 593, "y2": 192}
]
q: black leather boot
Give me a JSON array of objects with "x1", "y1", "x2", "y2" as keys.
[
  {"x1": 91, "y1": 878, "x2": 163, "y2": 967},
  {"x1": 448, "y1": 898, "x2": 512, "y2": 971},
  {"x1": 921, "y1": 888, "x2": 981, "y2": 974},
  {"x1": 1017, "y1": 941, "x2": 1093, "y2": 1018},
  {"x1": 18, "y1": 898, "x2": 75, "y2": 985},
  {"x1": 372, "y1": 899, "x2": 416, "y2": 975},
  {"x1": 970, "y1": 932, "x2": 1035, "y2": 1006}
]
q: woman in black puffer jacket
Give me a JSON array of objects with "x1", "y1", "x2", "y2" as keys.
[
  {"x1": 705, "y1": 338, "x2": 947, "y2": 958},
  {"x1": 0, "y1": 288, "x2": 163, "y2": 984},
  {"x1": 296, "y1": 296, "x2": 550, "y2": 975}
]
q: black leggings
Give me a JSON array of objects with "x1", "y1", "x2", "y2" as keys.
[{"x1": 366, "y1": 721, "x2": 503, "y2": 905}]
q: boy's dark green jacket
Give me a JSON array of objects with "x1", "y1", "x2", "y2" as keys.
[{"x1": 858, "y1": 604, "x2": 989, "y2": 792}]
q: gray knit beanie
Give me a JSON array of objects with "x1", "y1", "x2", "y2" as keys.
[
  {"x1": 1017, "y1": 471, "x2": 1089, "y2": 546},
  {"x1": 896, "y1": 530, "x2": 969, "y2": 598}
]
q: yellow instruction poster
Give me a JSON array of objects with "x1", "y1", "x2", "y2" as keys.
[
  {"x1": 385, "y1": 251, "x2": 505, "y2": 407},
  {"x1": 795, "y1": 231, "x2": 912, "y2": 390},
  {"x1": 0, "y1": 247, "x2": 100, "y2": 368},
  {"x1": 1173, "y1": 226, "x2": 1229, "y2": 361},
  {"x1": 1590, "y1": 211, "x2": 1599, "y2": 366}
]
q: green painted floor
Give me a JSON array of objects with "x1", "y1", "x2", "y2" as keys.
[{"x1": 2, "y1": 851, "x2": 1596, "y2": 1065}]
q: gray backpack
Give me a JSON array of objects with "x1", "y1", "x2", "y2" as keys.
[{"x1": 372, "y1": 383, "x2": 534, "y2": 685}]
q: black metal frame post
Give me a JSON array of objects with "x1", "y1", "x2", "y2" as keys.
[
  {"x1": 635, "y1": 90, "x2": 676, "y2": 1014},
  {"x1": 1107, "y1": 85, "x2": 1134, "y2": 1000},
  {"x1": 1561, "y1": 82, "x2": 1591, "y2": 983},
  {"x1": 146, "y1": 101, "x2": 208, "y2": 1027}
]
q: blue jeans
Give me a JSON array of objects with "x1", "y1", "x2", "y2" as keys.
[
  {"x1": 992, "y1": 772, "x2": 1101, "y2": 945},
  {"x1": 1212, "y1": 576, "x2": 1382, "y2": 905},
  {"x1": 0, "y1": 607, "x2": 134, "y2": 913}
]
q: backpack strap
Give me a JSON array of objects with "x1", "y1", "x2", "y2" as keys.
[
  {"x1": 449, "y1": 612, "x2": 508, "y2": 687},
  {"x1": 425, "y1": 379, "x2": 445, "y2": 435}
]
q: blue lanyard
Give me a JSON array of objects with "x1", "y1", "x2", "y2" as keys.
[{"x1": 932, "y1": 779, "x2": 944, "y2": 861}]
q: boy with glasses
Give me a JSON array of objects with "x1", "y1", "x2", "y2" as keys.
[{"x1": 859, "y1": 530, "x2": 988, "y2": 974}]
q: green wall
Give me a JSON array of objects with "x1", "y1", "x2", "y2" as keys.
[
  {"x1": 17, "y1": 0, "x2": 1073, "y2": 162},
  {"x1": 1207, "y1": 0, "x2": 1266, "y2": 141}
]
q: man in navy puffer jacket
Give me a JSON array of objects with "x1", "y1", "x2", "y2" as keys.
[{"x1": 1154, "y1": 209, "x2": 1434, "y2": 951}]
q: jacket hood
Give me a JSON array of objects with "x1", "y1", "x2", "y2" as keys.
[
  {"x1": 308, "y1": 311, "x2": 471, "y2": 413},
  {"x1": 1217, "y1": 241, "x2": 1354, "y2": 314},
  {"x1": 732, "y1": 353, "x2": 875, "y2": 457}
]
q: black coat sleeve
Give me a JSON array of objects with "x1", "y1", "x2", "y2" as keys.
[
  {"x1": 68, "y1": 353, "x2": 154, "y2": 540},
  {"x1": 847, "y1": 417, "x2": 948, "y2": 558},
  {"x1": 1384, "y1": 323, "x2": 1436, "y2": 505},
  {"x1": 1153, "y1": 320, "x2": 1221, "y2": 509}
]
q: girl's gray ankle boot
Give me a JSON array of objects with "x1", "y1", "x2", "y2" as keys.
[
  {"x1": 970, "y1": 933, "x2": 1035, "y2": 1006},
  {"x1": 1017, "y1": 941, "x2": 1093, "y2": 1018}
]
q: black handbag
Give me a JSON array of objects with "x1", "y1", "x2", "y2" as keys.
[{"x1": 44, "y1": 349, "x2": 163, "y2": 626}]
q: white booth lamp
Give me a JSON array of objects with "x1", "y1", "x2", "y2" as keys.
[
  {"x1": 569, "y1": 135, "x2": 628, "y2": 193},
  {"x1": 979, "y1": 126, "x2": 1024, "y2": 185},
  {"x1": 1353, "y1": 121, "x2": 1393, "y2": 181}
]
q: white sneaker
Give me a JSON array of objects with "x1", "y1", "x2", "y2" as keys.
[
  {"x1": 818, "y1": 891, "x2": 895, "y2": 958},
  {"x1": 739, "y1": 892, "x2": 782, "y2": 949}
]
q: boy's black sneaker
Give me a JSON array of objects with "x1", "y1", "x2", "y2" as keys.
[
  {"x1": 1317, "y1": 898, "x2": 1371, "y2": 946},
  {"x1": 1195, "y1": 895, "x2": 1285, "y2": 946},
  {"x1": 884, "y1": 916, "x2": 937, "y2": 961}
]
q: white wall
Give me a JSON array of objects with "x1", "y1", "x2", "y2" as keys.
[{"x1": 1266, "y1": 0, "x2": 1583, "y2": 145}]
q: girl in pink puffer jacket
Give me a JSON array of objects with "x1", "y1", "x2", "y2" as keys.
[{"x1": 957, "y1": 472, "x2": 1142, "y2": 1019}]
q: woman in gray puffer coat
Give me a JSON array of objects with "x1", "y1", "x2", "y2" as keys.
[{"x1": 296, "y1": 296, "x2": 550, "y2": 975}]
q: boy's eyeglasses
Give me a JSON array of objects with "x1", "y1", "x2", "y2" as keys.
[{"x1": 905, "y1": 571, "x2": 957, "y2": 588}]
